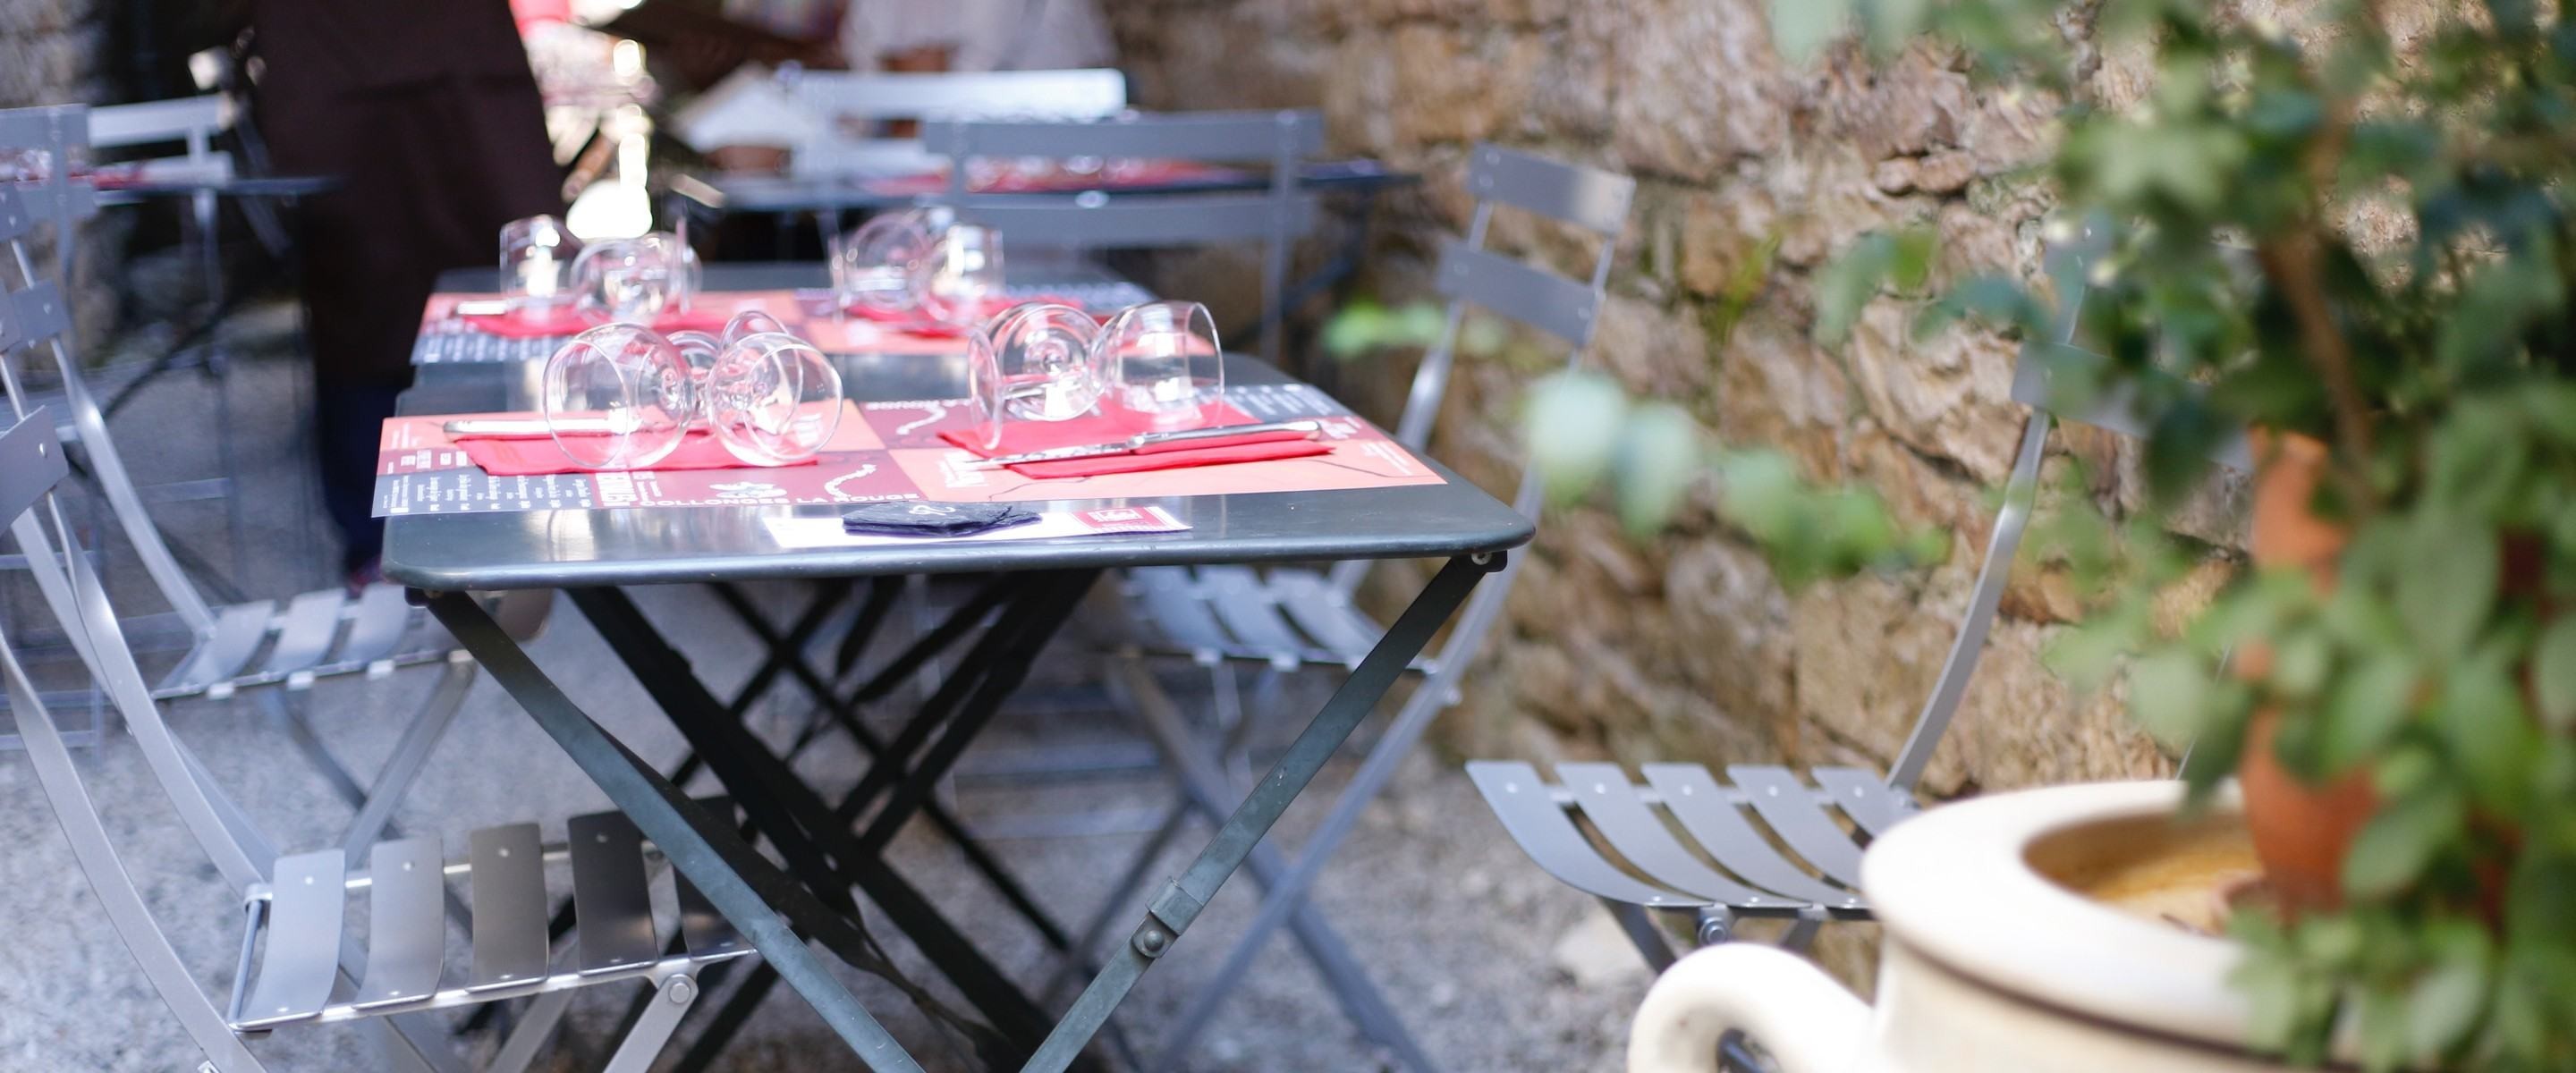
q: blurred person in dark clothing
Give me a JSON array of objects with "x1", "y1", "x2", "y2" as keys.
[{"x1": 242, "y1": 0, "x2": 562, "y2": 581}]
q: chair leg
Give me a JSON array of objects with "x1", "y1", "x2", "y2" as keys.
[
  {"x1": 1604, "y1": 900, "x2": 1678, "y2": 973},
  {"x1": 339, "y1": 658, "x2": 475, "y2": 858},
  {"x1": 602, "y1": 972, "x2": 706, "y2": 1073},
  {"x1": 1114, "y1": 660, "x2": 1438, "y2": 1073},
  {"x1": 487, "y1": 989, "x2": 578, "y2": 1073}
]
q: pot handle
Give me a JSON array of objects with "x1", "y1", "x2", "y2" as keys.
[{"x1": 1628, "y1": 944, "x2": 1870, "y2": 1073}]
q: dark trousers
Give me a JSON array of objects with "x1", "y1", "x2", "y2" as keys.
[{"x1": 317, "y1": 379, "x2": 404, "y2": 573}]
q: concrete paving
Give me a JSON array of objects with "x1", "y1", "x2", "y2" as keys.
[{"x1": 0, "y1": 328, "x2": 1644, "y2": 1071}]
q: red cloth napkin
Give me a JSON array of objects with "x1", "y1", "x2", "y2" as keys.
[
  {"x1": 937, "y1": 402, "x2": 1257, "y2": 459},
  {"x1": 457, "y1": 431, "x2": 818, "y2": 476},
  {"x1": 460, "y1": 306, "x2": 735, "y2": 339},
  {"x1": 1004, "y1": 437, "x2": 1328, "y2": 478},
  {"x1": 844, "y1": 294, "x2": 1099, "y2": 337}
]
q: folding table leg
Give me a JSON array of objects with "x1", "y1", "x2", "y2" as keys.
[
  {"x1": 1114, "y1": 658, "x2": 1437, "y2": 1072},
  {"x1": 425, "y1": 590, "x2": 929, "y2": 1073},
  {"x1": 564, "y1": 583, "x2": 1078, "y2": 1066},
  {"x1": 1025, "y1": 553, "x2": 1501, "y2": 1073},
  {"x1": 1153, "y1": 546, "x2": 1521, "y2": 1068}
]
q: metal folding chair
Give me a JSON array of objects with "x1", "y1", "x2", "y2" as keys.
[
  {"x1": 2, "y1": 408, "x2": 754, "y2": 1073},
  {"x1": 920, "y1": 109, "x2": 1325, "y2": 364},
  {"x1": 0, "y1": 105, "x2": 543, "y2": 839},
  {"x1": 1070, "y1": 145, "x2": 1633, "y2": 1071},
  {"x1": 1463, "y1": 217, "x2": 2250, "y2": 978},
  {"x1": 780, "y1": 66, "x2": 1127, "y2": 179}
]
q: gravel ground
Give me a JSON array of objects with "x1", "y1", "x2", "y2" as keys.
[{"x1": 0, "y1": 322, "x2": 1647, "y2": 1071}]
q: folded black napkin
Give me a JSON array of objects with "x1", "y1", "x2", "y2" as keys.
[{"x1": 841, "y1": 502, "x2": 1039, "y2": 537}]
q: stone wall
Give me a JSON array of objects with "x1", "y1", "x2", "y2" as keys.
[{"x1": 1105, "y1": 0, "x2": 2189, "y2": 795}]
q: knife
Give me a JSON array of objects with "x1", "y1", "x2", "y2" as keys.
[
  {"x1": 445, "y1": 417, "x2": 610, "y2": 436},
  {"x1": 964, "y1": 419, "x2": 1324, "y2": 469}
]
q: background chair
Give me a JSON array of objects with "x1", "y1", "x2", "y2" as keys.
[
  {"x1": 919, "y1": 108, "x2": 1324, "y2": 365},
  {"x1": 1074, "y1": 144, "x2": 1633, "y2": 1071},
  {"x1": 2, "y1": 407, "x2": 753, "y2": 1073},
  {"x1": 780, "y1": 66, "x2": 1127, "y2": 180},
  {"x1": 1462, "y1": 216, "x2": 2250, "y2": 985},
  {"x1": 0, "y1": 104, "x2": 544, "y2": 852}
]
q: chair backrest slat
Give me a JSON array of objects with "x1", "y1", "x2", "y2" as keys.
[
  {"x1": 920, "y1": 109, "x2": 1323, "y2": 163},
  {"x1": 0, "y1": 408, "x2": 66, "y2": 522},
  {"x1": 948, "y1": 191, "x2": 1316, "y2": 247},
  {"x1": 1434, "y1": 241, "x2": 1605, "y2": 346},
  {"x1": 87, "y1": 95, "x2": 232, "y2": 150},
  {"x1": 1467, "y1": 145, "x2": 1635, "y2": 238},
  {"x1": 786, "y1": 67, "x2": 1126, "y2": 122}
]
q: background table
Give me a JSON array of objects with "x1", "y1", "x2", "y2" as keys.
[{"x1": 385, "y1": 263, "x2": 1529, "y2": 1071}]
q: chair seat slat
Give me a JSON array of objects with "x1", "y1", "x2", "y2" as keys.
[
  {"x1": 1267, "y1": 570, "x2": 1379, "y2": 665},
  {"x1": 331, "y1": 584, "x2": 414, "y2": 667},
  {"x1": 1129, "y1": 566, "x2": 1230, "y2": 657},
  {"x1": 1465, "y1": 761, "x2": 1703, "y2": 909},
  {"x1": 352, "y1": 837, "x2": 445, "y2": 1010},
  {"x1": 1641, "y1": 765, "x2": 1863, "y2": 911},
  {"x1": 233, "y1": 849, "x2": 345, "y2": 1029},
  {"x1": 465, "y1": 824, "x2": 548, "y2": 991},
  {"x1": 1556, "y1": 763, "x2": 1788, "y2": 908},
  {"x1": 257, "y1": 589, "x2": 347, "y2": 677},
  {"x1": 1809, "y1": 767, "x2": 1915, "y2": 839},
  {"x1": 153, "y1": 600, "x2": 271, "y2": 696},
  {"x1": 1725, "y1": 766, "x2": 1868, "y2": 888},
  {"x1": 568, "y1": 812, "x2": 660, "y2": 975},
  {"x1": 1196, "y1": 566, "x2": 1312, "y2": 663}
]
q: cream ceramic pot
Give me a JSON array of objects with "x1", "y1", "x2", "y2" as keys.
[{"x1": 1629, "y1": 781, "x2": 2289, "y2": 1073}]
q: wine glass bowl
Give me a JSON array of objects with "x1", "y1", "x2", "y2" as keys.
[
  {"x1": 541, "y1": 323, "x2": 698, "y2": 470},
  {"x1": 1099, "y1": 300, "x2": 1224, "y2": 427}
]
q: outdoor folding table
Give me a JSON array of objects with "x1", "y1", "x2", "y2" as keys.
[{"x1": 383, "y1": 264, "x2": 1531, "y2": 1069}]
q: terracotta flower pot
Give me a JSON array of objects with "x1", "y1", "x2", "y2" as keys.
[{"x1": 2239, "y1": 430, "x2": 2377, "y2": 914}]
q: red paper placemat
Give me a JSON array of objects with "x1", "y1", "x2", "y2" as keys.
[
  {"x1": 936, "y1": 401, "x2": 1257, "y2": 458},
  {"x1": 458, "y1": 431, "x2": 821, "y2": 477}
]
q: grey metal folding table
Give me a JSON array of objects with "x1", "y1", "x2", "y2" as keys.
[{"x1": 384, "y1": 272, "x2": 1530, "y2": 1070}]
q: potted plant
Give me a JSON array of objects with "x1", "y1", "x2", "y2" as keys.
[{"x1": 1539, "y1": 0, "x2": 2576, "y2": 1068}]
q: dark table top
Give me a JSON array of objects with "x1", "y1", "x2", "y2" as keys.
[
  {"x1": 682, "y1": 158, "x2": 1417, "y2": 215},
  {"x1": 383, "y1": 263, "x2": 1529, "y2": 592},
  {"x1": 96, "y1": 174, "x2": 339, "y2": 204}
]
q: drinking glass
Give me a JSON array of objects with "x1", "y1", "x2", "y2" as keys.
[
  {"x1": 640, "y1": 231, "x2": 703, "y2": 310},
  {"x1": 914, "y1": 224, "x2": 1004, "y2": 331},
  {"x1": 829, "y1": 209, "x2": 937, "y2": 316},
  {"x1": 964, "y1": 302, "x2": 1108, "y2": 451},
  {"x1": 499, "y1": 215, "x2": 580, "y2": 318},
  {"x1": 704, "y1": 333, "x2": 843, "y2": 465},
  {"x1": 571, "y1": 237, "x2": 678, "y2": 322},
  {"x1": 1099, "y1": 301, "x2": 1224, "y2": 427},
  {"x1": 541, "y1": 324, "x2": 698, "y2": 469}
]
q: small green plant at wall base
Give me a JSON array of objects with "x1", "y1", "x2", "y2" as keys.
[{"x1": 1764, "y1": 0, "x2": 2576, "y2": 1068}]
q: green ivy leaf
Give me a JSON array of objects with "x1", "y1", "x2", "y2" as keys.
[
  {"x1": 2534, "y1": 615, "x2": 2576, "y2": 731},
  {"x1": 2342, "y1": 782, "x2": 2467, "y2": 902},
  {"x1": 2320, "y1": 651, "x2": 2418, "y2": 775},
  {"x1": 1525, "y1": 372, "x2": 1630, "y2": 505},
  {"x1": 1813, "y1": 233, "x2": 1894, "y2": 347},
  {"x1": 1769, "y1": 0, "x2": 1853, "y2": 65},
  {"x1": 1614, "y1": 403, "x2": 1704, "y2": 536},
  {"x1": 2406, "y1": 923, "x2": 2494, "y2": 1061},
  {"x1": 1320, "y1": 301, "x2": 1390, "y2": 359},
  {"x1": 2439, "y1": 646, "x2": 2537, "y2": 815},
  {"x1": 2130, "y1": 648, "x2": 2213, "y2": 747},
  {"x1": 2395, "y1": 515, "x2": 2497, "y2": 662}
]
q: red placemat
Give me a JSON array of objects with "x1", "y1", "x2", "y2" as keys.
[
  {"x1": 861, "y1": 160, "x2": 1244, "y2": 198},
  {"x1": 937, "y1": 401, "x2": 1256, "y2": 458},
  {"x1": 1006, "y1": 438, "x2": 1326, "y2": 478},
  {"x1": 458, "y1": 431, "x2": 819, "y2": 476}
]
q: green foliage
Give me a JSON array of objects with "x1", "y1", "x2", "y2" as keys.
[{"x1": 1765, "y1": 0, "x2": 2576, "y2": 1067}]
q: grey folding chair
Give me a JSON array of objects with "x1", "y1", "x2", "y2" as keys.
[
  {"x1": 0, "y1": 105, "x2": 544, "y2": 841},
  {"x1": 1066, "y1": 145, "x2": 1633, "y2": 1071},
  {"x1": 920, "y1": 108, "x2": 1325, "y2": 365},
  {"x1": 780, "y1": 66, "x2": 1127, "y2": 179},
  {"x1": 1463, "y1": 216, "x2": 2250, "y2": 975},
  {"x1": 2, "y1": 408, "x2": 754, "y2": 1073}
]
